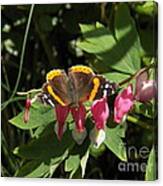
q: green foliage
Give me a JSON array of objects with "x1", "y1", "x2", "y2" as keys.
[
  {"x1": 103, "y1": 72, "x2": 130, "y2": 84},
  {"x1": 1, "y1": 2, "x2": 157, "y2": 180},
  {"x1": 80, "y1": 149, "x2": 89, "y2": 178},
  {"x1": 135, "y1": 1, "x2": 157, "y2": 16},
  {"x1": 13, "y1": 124, "x2": 74, "y2": 177},
  {"x1": 77, "y1": 4, "x2": 143, "y2": 74},
  {"x1": 145, "y1": 146, "x2": 157, "y2": 180},
  {"x1": 104, "y1": 123, "x2": 127, "y2": 162},
  {"x1": 9, "y1": 107, "x2": 54, "y2": 130},
  {"x1": 65, "y1": 155, "x2": 80, "y2": 178}
]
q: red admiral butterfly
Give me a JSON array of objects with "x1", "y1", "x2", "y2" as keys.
[{"x1": 38, "y1": 65, "x2": 116, "y2": 107}]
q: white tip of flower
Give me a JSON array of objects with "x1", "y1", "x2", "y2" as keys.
[
  {"x1": 54, "y1": 122, "x2": 67, "y2": 139},
  {"x1": 90, "y1": 128, "x2": 106, "y2": 149},
  {"x1": 72, "y1": 129, "x2": 87, "y2": 145}
]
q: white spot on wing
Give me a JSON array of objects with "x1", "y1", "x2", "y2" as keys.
[
  {"x1": 105, "y1": 83, "x2": 109, "y2": 89},
  {"x1": 43, "y1": 94, "x2": 48, "y2": 99},
  {"x1": 47, "y1": 99, "x2": 55, "y2": 107}
]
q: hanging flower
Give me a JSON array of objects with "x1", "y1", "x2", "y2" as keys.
[
  {"x1": 71, "y1": 104, "x2": 87, "y2": 145},
  {"x1": 54, "y1": 105, "x2": 70, "y2": 141},
  {"x1": 71, "y1": 104, "x2": 86, "y2": 132},
  {"x1": 91, "y1": 97, "x2": 109, "y2": 130},
  {"x1": 90, "y1": 97, "x2": 109, "y2": 147},
  {"x1": 90, "y1": 127, "x2": 106, "y2": 149},
  {"x1": 23, "y1": 98, "x2": 32, "y2": 123},
  {"x1": 54, "y1": 103, "x2": 88, "y2": 143},
  {"x1": 135, "y1": 80, "x2": 157, "y2": 102},
  {"x1": 114, "y1": 84, "x2": 134, "y2": 124},
  {"x1": 135, "y1": 70, "x2": 157, "y2": 102}
]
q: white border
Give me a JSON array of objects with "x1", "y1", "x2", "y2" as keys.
[{"x1": 1, "y1": 0, "x2": 162, "y2": 186}]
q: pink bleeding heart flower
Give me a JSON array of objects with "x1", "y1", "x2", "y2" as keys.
[
  {"x1": 23, "y1": 98, "x2": 32, "y2": 123},
  {"x1": 135, "y1": 70, "x2": 157, "y2": 102},
  {"x1": 71, "y1": 103, "x2": 86, "y2": 133},
  {"x1": 91, "y1": 97, "x2": 109, "y2": 130},
  {"x1": 114, "y1": 84, "x2": 134, "y2": 124},
  {"x1": 54, "y1": 105, "x2": 70, "y2": 141}
]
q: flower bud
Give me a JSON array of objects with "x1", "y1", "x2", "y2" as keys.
[
  {"x1": 135, "y1": 80, "x2": 157, "y2": 102},
  {"x1": 23, "y1": 98, "x2": 31, "y2": 123}
]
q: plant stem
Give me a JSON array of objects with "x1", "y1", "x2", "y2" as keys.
[
  {"x1": 119, "y1": 60, "x2": 155, "y2": 86},
  {"x1": 127, "y1": 115, "x2": 153, "y2": 131},
  {"x1": 17, "y1": 88, "x2": 42, "y2": 96},
  {"x1": 2, "y1": 62, "x2": 11, "y2": 91},
  {"x1": 1, "y1": 5, "x2": 35, "y2": 111}
]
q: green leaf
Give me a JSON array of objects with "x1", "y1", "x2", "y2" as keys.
[
  {"x1": 145, "y1": 146, "x2": 157, "y2": 181},
  {"x1": 135, "y1": 1, "x2": 157, "y2": 16},
  {"x1": 15, "y1": 150, "x2": 69, "y2": 178},
  {"x1": 90, "y1": 143, "x2": 106, "y2": 158},
  {"x1": 13, "y1": 124, "x2": 74, "y2": 177},
  {"x1": 114, "y1": 4, "x2": 143, "y2": 72},
  {"x1": 15, "y1": 160, "x2": 49, "y2": 178},
  {"x1": 65, "y1": 155, "x2": 80, "y2": 178},
  {"x1": 134, "y1": 102, "x2": 155, "y2": 119},
  {"x1": 103, "y1": 72, "x2": 130, "y2": 84},
  {"x1": 80, "y1": 149, "x2": 89, "y2": 178},
  {"x1": 9, "y1": 107, "x2": 55, "y2": 130},
  {"x1": 77, "y1": 4, "x2": 142, "y2": 74},
  {"x1": 13, "y1": 124, "x2": 74, "y2": 160},
  {"x1": 104, "y1": 124, "x2": 127, "y2": 161}
]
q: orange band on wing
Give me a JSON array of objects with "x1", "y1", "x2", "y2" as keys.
[
  {"x1": 89, "y1": 77, "x2": 100, "y2": 101},
  {"x1": 70, "y1": 66, "x2": 94, "y2": 74},
  {"x1": 46, "y1": 70, "x2": 62, "y2": 81},
  {"x1": 47, "y1": 85, "x2": 65, "y2": 106}
]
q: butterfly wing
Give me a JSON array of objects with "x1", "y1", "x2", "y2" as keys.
[
  {"x1": 93, "y1": 75, "x2": 117, "y2": 100},
  {"x1": 39, "y1": 69, "x2": 72, "y2": 107},
  {"x1": 68, "y1": 65, "x2": 95, "y2": 104}
]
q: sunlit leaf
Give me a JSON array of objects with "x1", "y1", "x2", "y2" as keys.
[
  {"x1": 104, "y1": 123, "x2": 127, "y2": 161},
  {"x1": 15, "y1": 160, "x2": 49, "y2": 178},
  {"x1": 65, "y1": 154, "x2": 80, "y2": 178},
  {"x1": 77, "y1": 4, "x2": 142, "y2": 74},
  {"x1": 80, "y1": 149, "x2": 89, "y2": 178},
  {"x1": 9, "y1": 107, "x2": 55, "y2": 130},
  {"x1": 145, "y1": 146, "x2": 157, "y2": 180},
  {"x1": 103, "y1": 72, "x2": 130, "y2": 84}
]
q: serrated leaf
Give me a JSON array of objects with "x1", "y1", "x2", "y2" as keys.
[
  {"x1": 145, "y1": 146, "x2": 157, "y2": 181},
  {"x1": 104, "y1": 124, "x2": 127, "y2": 161},
  {"x1": 65, "y1": 155, "x2": 80, "y2": 178}
]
